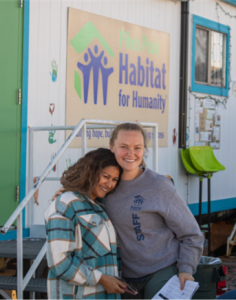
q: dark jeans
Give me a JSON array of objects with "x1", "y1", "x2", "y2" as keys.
[
  {"x1": 121, "y1": 263, "x2": 178, "y2": 300},
  {"x1": 217, "y1": 289, "x2": 236, "y2": 299}
]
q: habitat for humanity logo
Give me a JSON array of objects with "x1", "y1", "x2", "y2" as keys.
[
  {"x1": 130, "y1": 195, "x2": 145, "y2": 212},
  {"x1": 70, "y1": 21, "x2": 114, "y2": 105}
]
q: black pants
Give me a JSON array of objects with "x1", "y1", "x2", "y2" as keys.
[{"x1": 121, "y1": 263, "x2": 178, "y2": 299}]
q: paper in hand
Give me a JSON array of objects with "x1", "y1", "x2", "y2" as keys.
[{"x1": 152, "y1": 275, "x2": 199, "y2": 300}]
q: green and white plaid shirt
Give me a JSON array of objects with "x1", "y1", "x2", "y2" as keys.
[{"x1": 45, "y1": 191, "x2": 121, "y2": 299}]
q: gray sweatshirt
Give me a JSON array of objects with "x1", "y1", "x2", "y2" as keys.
[{"x1": 105, "y1": 168, "x2": 204, "y2": 278}]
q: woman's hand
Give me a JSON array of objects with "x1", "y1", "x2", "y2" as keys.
[
  {"x1": 178, "y1": 272, "x2": 194, "y2": 290},
  {"x1": 98, "y1": 275, "x2": 126, "y2": 294},
  {"x1": 52, "y1": 187, "x2": 65, "y2": 200}
]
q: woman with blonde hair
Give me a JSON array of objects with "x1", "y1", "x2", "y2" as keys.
[{"x1": 105, "y1": 122, "x2": 204, "y2": 299}]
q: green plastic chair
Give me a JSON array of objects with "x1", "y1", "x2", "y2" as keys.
[
  {"x1": 181, "y1": 149, "x2": 206, "y2": 176},
  {"x1": 180, "y1": 146, "x2": 225, "y2": 256},
  {"x1": 189, "y1": 146, "x2": 225, "y2": 173}
]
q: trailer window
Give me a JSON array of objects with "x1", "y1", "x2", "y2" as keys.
[
  {"x1": 192, "y1": 15, "x2": 230, "y2": 97},
  {"x1": 195, "y1": 26, "x2": 226, "y2": 88}
]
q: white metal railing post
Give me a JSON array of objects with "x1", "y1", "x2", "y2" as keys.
[
  {"x1": 81, "y1": 123, "x2": 87, "y2": 157},
  {"x1": 17, "y1": 212, "x2": 23, "y2": 300},
  {"x1": 22, "y1": 242, "x2": 47, "y2": 290},
  {"x1": 153, "y1": 124, "x2": 158, "y2": 173},
  {"x1": 1, "y1": 119, "x2": 87, "y2": 234},
  {"x1": 0, "y1": 290, "x2": 11, "y2": 299}
]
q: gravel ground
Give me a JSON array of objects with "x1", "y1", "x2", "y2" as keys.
[
  {"x1": 219, "y1": 256, "x2": 236, "y2": 293},
  {"x1": 226, "y1": 265, "x2": 236, "y2": 292}
]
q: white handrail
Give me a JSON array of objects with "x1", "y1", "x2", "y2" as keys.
[
  {"x1": 0, "y1": 119, "x2": 158, "y2": 299},
  {"x1": 1, "y1": 118, "x2": 86, "y2": 234},
  {"x1": 0, "y1": 290, "x2": 12, "y2": 299},
  {"x1": 22, "y1": 242, "x2": 47, "y2": 290}
]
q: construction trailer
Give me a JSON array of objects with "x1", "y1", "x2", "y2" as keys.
[{"x1": 1, "y1": 0, "x2": 236, "y2": 298}]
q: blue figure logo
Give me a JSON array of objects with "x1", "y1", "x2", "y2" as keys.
[
  {"x1": 77, "y1": 45, "x2": 114, "y2": 105},
  {"x1": 134, "y1": 195, "x2": 145, "y2": 206}
]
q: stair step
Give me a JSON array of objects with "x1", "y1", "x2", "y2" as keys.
[
  {"x1": 0, "y1": 276, "x2": 47, "y2": 293},
  {"x1": 0, "y1": 238, "x2": 46, "y2": 260}
]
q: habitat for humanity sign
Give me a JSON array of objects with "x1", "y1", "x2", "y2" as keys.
[{"x1": 66, "y1": 8, "x2": 170, "y2": 147}]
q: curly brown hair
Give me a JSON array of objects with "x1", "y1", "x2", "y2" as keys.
[
  {"x1": 109, "y1": 123, "x2": 148, "y2": 167},
  {"x1": 60, "y1": 148, "x2": 122, "y2": 196}
]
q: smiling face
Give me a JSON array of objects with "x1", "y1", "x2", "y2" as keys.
[
  {"x1": 110, "y1": 130, "x2": 145, "y2": 180},
  {"x1": 89, "y1": 166, "x2": 120, "y2": 201}
]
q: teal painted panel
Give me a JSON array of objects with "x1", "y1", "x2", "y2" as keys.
[
  {"x1": 188, "y1": 197, "x2": 236, "y2": 216},
  {"x1": 193, "y1": 15, "x2": 230, "y2": 34},
  {"x1": 0, "y1": 228, "x2": 29, "y2": 241},
  {"x1": 20, "y1": 0, "x2": 30, "y2": 229},
  {"x1": 220, "y1": 0, "x2": 236, "y2": 7}
]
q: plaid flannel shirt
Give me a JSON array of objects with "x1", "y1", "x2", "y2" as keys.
[{"x1": 45, "y1": 192, "x2": 121, "y2": 299}]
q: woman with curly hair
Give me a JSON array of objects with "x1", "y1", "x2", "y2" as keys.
[{"x1": 44, "y1": 148, "x2": 126, "y2": 299}]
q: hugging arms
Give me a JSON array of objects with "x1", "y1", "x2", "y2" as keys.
[{"x1": 46, "y1": 123, "x2": 204, "y2": 299}]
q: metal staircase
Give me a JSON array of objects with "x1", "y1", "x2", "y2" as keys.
[
  {"x1": 0, "y1": 119, "x2": 158, "y2": 299},
  {"x1": 0, "y1": 238, "x2": 47, "y2": 298}
]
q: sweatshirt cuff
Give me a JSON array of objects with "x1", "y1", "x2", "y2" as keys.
[
  {"x1": 178, "y1": 265, "x2": 193, "y2": 275},
  {"x1": 87, "y1": 269, "x2": 103, "y2": 286}
]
